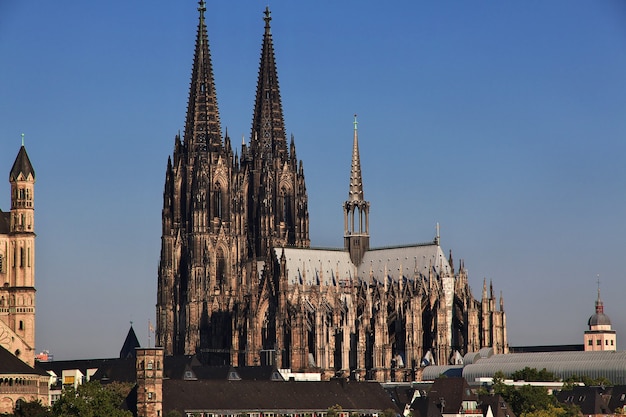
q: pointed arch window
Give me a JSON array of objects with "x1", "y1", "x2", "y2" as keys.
[
  {"x1": 280, "y1": 186, "x2": 293, "y2": 226},
  {"x1": 216, "y1": 249, "x2": 226, "y2": 288},
  {"x1": 213, "y1": 182, "x2": 223, "y2": 219}
]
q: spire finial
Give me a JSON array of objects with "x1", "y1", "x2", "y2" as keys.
[
  {"x1": 198, "y1": 1, "x2": 206, "y2": 44},
  {"x1": 595, "y1": 275, "x2": 604, "y2": 314},
  {"x1": 264, "y1": 6, "x2": 272, "y2": 30},
  {"x1": 21, "y1": 133, "x2": 24, "y2": 146},
  {"x1": 353, "y1": 114, "x2": 358, "y2": 131}
]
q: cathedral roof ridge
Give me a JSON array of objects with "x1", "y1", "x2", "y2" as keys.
[{"x1": 367, "y1": 241, "x2": 439, "y2": 251}]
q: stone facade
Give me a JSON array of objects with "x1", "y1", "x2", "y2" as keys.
[
  {"x1": 136, "y1": 348, "x2": 164, "y2": 417},
  {"x1": 0, "y1": 142, "x2": 36, "y2": 367},
  {"x1": 156, "y1": 1, "x2": 508, "y2": 381}
]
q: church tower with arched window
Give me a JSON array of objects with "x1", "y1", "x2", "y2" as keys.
[{"x1": 0, "y1": 139, "x2": 36, "y2": 366}]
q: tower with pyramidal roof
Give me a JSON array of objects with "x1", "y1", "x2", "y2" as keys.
[
  {"x1": 156, "y1": 2, "x2": 507, "y2": 381},
  {"x1": 0, "y1": 138, "x2": 36, "y2": 367}
]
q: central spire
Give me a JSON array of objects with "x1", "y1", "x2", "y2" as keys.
[
  {"x1": 344, "y1": 115, "x2": 370, "y2": 265},
  {"x1": 349, "y1": 114, "x2": 364, "y2": 202},
  {"x1": 184, "y1": 0, "x2": 222, "y2": 152},
  {"x1": 251, "y1": 6, "x2": 287, "y2": 160}
]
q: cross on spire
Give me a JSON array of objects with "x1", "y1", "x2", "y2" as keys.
[{"x1": 264, "y1": 6, "x2": 272, "y2": 27}]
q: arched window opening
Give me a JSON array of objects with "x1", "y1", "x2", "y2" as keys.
[
  {"x1": 280, "y1": 187, "x2": 293, "y2": 227},
  {"x1": 214, "y1": 183, "x2": 223, "y2": 219},
  {"x1": 216, "y1": 249, "x2": 226, "y2": 288}
]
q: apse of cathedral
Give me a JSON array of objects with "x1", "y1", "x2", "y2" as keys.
[{"x1": 156, "y1": 2, "x2": 507, "y2": 382}]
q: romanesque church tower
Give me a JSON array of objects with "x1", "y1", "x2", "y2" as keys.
[{"x1": 0, "y1": 140, "x2": 36, "y2": 366}]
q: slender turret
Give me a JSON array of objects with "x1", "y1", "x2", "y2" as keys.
[{"x1": 344, "y1": 115, "x2": 370, "y2": 265}]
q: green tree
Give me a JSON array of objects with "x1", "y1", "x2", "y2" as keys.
[
  {"x1": 562, "y1": 374, "x2": 612, "y2": 388},
  {"x1": 511, "y1": 367, "x2": 558, "y2": 382},
  {"x1": 326, "y1": 405, "x2": 343, "y2": 417},
  {"x1": 491, "y1": 370, "x2": 557, "y2": 416},
  {"x1": 51, "y1": 380, "x2": 132, "y2": 417},
  {"x1": 0, "y1": 400, "x2": 51, "y2": 417},
  {"x1": 521, "y1": 403, "x2": 580, "y2": 417}
]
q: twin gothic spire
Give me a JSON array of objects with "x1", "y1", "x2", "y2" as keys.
[
  {"x1": 184, "y1": 2, "x2": 286, "y2": 160},
  {"x1": 184, "y1": 0, "x2": 222, "y2": 153},
  {"x1": 250, "y1": 7, "x2": 288, "y2": 160}
]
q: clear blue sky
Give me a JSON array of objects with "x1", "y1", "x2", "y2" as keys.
[{"x1": 1, "y1": 1, "x2": 625, "y2": 360}]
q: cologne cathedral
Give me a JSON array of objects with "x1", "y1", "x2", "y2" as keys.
[{"x1": 156, "y1": 2, "x2": 508, "y2": 382}]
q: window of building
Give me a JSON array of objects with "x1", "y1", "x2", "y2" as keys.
[
  {"x1": 18, "y1": 321, "x2": 23, "y2": 331},
  {"x1": 147, "y1": 361, "x2": 153, "y2": 370},
  {"x1": 606, "y1": 340, "x2": 609, "y2": 345},
  {"x1": 597, "y1": 340, "x2": 601, "y2": 345},
  {"x1": 588, "y1": 340, "x2": 592, "y2": 346},
  {"x1": 611, "y1": 340, "x2": 614, "y2": 346}
]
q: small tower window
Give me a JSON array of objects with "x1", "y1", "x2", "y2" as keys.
[
  {"x1": 19, "y1": 321, "x2": 24, "y2": 331},
  {"x1": 147, "y1": 360, "x2": 153, "y2": 370},
  {"x1": 20, "y1": 248, "x2": 24, "y2": 268}
]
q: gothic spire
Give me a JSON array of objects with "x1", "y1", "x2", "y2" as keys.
[
  {"x1": 344, "y1": 115, "x2": 370, "y2": 265},
  {"x1": 184, "y1": 0, "x2": 222, "y2": 152},
  {"x1": 250, "y1": 6, "x2": 287, "y2": 159},
  {"x1": 348, "y1": 115, "x2": 364, "y2": 202}
]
